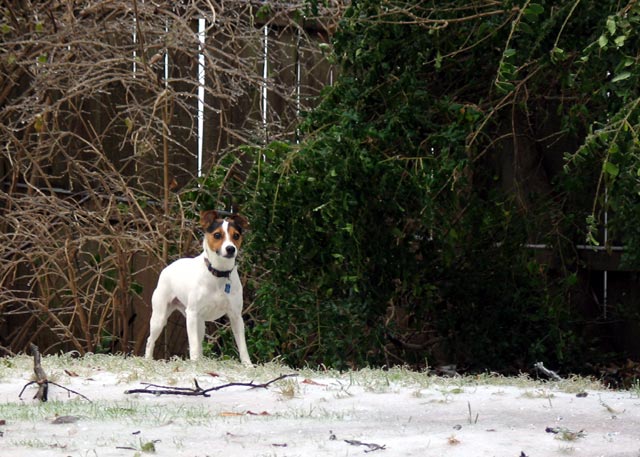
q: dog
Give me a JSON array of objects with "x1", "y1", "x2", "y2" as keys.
[{"x1": 144, "y1": 210, "x2": 251, "y2": 365}]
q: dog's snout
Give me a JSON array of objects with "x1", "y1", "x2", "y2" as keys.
[{"x1": 226, "y1": 245, "x2": 236, "y2": 256}]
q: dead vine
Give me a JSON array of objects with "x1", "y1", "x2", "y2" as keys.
[{"x1": 0, "y1": 0, "x2": 336, "y2": 357}]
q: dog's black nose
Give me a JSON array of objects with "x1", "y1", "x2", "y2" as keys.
[{"x1": 226, "y1": 245, "x2": 236, "y2": 256}]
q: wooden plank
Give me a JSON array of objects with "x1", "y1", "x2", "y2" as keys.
[
  {"x1": 202, "y1": 2, "x2": 264, "y2": 164},
  {"x1": 299, "y1": 27, "x2": 335, "y2": 110},
  {"x1": 266, "y1": 24, "x2": 299, "y2": 141}
]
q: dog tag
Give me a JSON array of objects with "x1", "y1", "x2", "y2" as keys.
[{"x1": 224, "y1": 283, "x2": 231, "y2": 294}]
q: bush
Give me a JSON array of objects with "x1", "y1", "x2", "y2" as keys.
[
  {"x1": 185, "y1": 134, "x2": 578, "y2": 371},
  {"x1": 183, "y1": 0, "x2": 640, "y2": 372}
]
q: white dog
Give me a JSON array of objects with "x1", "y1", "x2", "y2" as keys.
[{"x1": 144, "y1": 210, "x2": 251, "y2": 365}]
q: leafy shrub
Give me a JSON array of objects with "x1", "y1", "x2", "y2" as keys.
[
  {"x1": 183, "y1": 0, "x2": 640, "y2": 372},
  {"x1": 187, "y1": 138, "x2": 577, "y2": 371}
]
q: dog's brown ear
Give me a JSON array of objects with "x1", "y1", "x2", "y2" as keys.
[
  {"x1": 231, "y1": 214, "x2": 250, "y2": 232},
  {"x1": 200, "y1": 210, "x2": 219, "y2": 229}
]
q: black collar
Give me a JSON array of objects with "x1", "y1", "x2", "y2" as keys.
[{"x1": 204, "y1": 258, "x2": 234, "y2": 278}]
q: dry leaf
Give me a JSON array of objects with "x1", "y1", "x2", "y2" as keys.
[
  {"x1": 52, "y1": 415, "x2": 81, "y2": 424},
  {"x1": 220, "y1": 410, "x2": 271, "y2": 417},
  {"x1": 302, "y1": 378, "x2": 326, "y2": 386},
  {"x1": 447, "y1": 435, "x2": 460, "y2": 445}
]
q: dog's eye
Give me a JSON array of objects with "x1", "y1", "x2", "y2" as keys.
[
  {"x1": 213, "y1": 232, "x2": 222, "y2": 240},
  {"x1": 233, "y1": 233, "x2": 241, "y2": 240}
]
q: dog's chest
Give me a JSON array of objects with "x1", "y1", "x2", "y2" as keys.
[{"x1": 195, "y1": 275, "x2": 241, "y2": 320}]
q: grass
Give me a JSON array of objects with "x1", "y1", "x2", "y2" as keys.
[
  {"x1": 0, "y1": 353, "x2": 608, "y2": 391},
  {"x1": 0, "y1": 353, "x2": 612, "y2": 428},
  {"x1": 276, "y1": 377, "x2": 300, "y2": 399},
  {"x1": 9, "y1": 437, "x2": 67, "y2": 450},
  {"x1": 0, "y1": 398, "x2": 213, "y2": 426},
  {"x1": 0, "y1": 353, "x2": 631, "y2": 456}
]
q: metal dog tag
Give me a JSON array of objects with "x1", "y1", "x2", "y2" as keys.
[{"x1": 224, "y1": 283, "x2": 231, "y2": 294}]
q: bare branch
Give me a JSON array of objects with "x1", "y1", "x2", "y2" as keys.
[
  {"x1": 124, "y1": 373, "x2": 298, "y2": 397},
  {"x1": 0, "y1": 0, "x2": 334, "y2": 356}
]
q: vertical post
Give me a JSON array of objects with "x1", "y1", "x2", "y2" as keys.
[
  {"x1": 197, "y1": 17, "x2": 206, "y2": 177},
  {"x1": 262, "y1": 22, "x2": 269, "y2": 143},
  {"x1": 162, "y1": 93, "x2": 170, "y2": 265},
  {"x1": 161, "y1": 20, "x2": 171, "y2": 359},
  {"x1": 603, "y1": 188, "x2": 608, "y2": 319},
  {"x1": 295, "y1": 27, "x2": 301, "y2": 143}
]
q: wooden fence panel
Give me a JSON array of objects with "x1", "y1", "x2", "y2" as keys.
[
  {"x1": 266, "y1": 24, "x2": 300, "y2": 142},
  {"x1": 299, "y1": 27, "x2": 335, "y2": 108},
  {"x1": 202, "y1": 3, "x2": 265, "y2": 166},
  {"x1": 0, "y1": 1, "x2": 335, "y2": 358}
]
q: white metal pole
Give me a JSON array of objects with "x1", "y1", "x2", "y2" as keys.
[
  {"x1": 197, "y1": 18, "x2": 206, "y2": 177},
  {"x1": 262, "y1": 23, "x2": 269, "y2": 142}
]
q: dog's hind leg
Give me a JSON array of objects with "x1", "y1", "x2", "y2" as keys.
[{"x1": 144, "y1": 291, "x2": 172, "y2": 359}]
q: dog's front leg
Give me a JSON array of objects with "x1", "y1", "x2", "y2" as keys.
[
  {"x1": 228, "y1": 312, "x2": 252, "y2": 366},
  {"x1": 186, "y1": 309, "x2": 205, "y2": 360}
]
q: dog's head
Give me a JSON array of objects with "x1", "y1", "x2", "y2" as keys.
[{"x1": 200, "y1": 210, "x2": 249, "y2": 263}]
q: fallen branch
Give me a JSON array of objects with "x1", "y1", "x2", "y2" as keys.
[
  {"x1": 534, "y1": 362, "x2": 562, "y2": 381},
  {"x1": 545, "y1": 426, "x2": 586, "y2": 441},
  {"x1": 18, "y1": 344, "x2": 92, "y2": 403},
  {"x1": 31, "y1": 343, "x2": 48, "y2": 401},
  {"x1": 124, "y1": 373, "x2": 298, "y2": 397},
  {"x1": 345, "y1": 439, "x2": 387, "y2": 453}
]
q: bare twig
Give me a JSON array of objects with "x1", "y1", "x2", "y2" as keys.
[
  {"x1": 18, "y1": 344, "x2": 91, "y2": 402},
  {"x1": 124, "y1": 373, "x2": 298, "y2": 397},
  {"x1": 28, "y1": 343, "x2": 48, "y2": 401},
  {"x1": 534, "y1": 362, "x2": 562, "y2": 381},
  {"x1": 344, "y1": 439, "x2": 387, "y2": 453},
  {"x1": 0, "y1": 0, "x2": 333, "y2": 357}
]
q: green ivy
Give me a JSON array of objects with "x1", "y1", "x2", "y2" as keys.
[{"x1": 183, "y1": 0, "x2": 640, "y2": 372}]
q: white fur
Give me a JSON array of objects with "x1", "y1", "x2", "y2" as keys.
[{"x1": 144, "y1": 222, "x2": 251, "y2": 365}]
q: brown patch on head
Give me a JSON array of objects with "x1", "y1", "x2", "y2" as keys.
[
  {"x1": 226, "y1": 222, "x2": 244, "y2": 249},
  {"x1": 204, "y1": 224, "x2": 226, "y2": 253},
  {"x1": 200, "y1": 210, "x2": 220, "y2": 231},
  {"x1": 199, "y1": 211, "x2": 249, "y2": 255},
  {"x1": 229, "y1": 214, "x2": 250, "y2": 233},
  {"x1": 200, "y1": 210, "x2": 224, "y2": 253}
]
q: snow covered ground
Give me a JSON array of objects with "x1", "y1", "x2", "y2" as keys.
[{"x1": 0, "y1": 354, "x2": 639, "y2": 456}]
